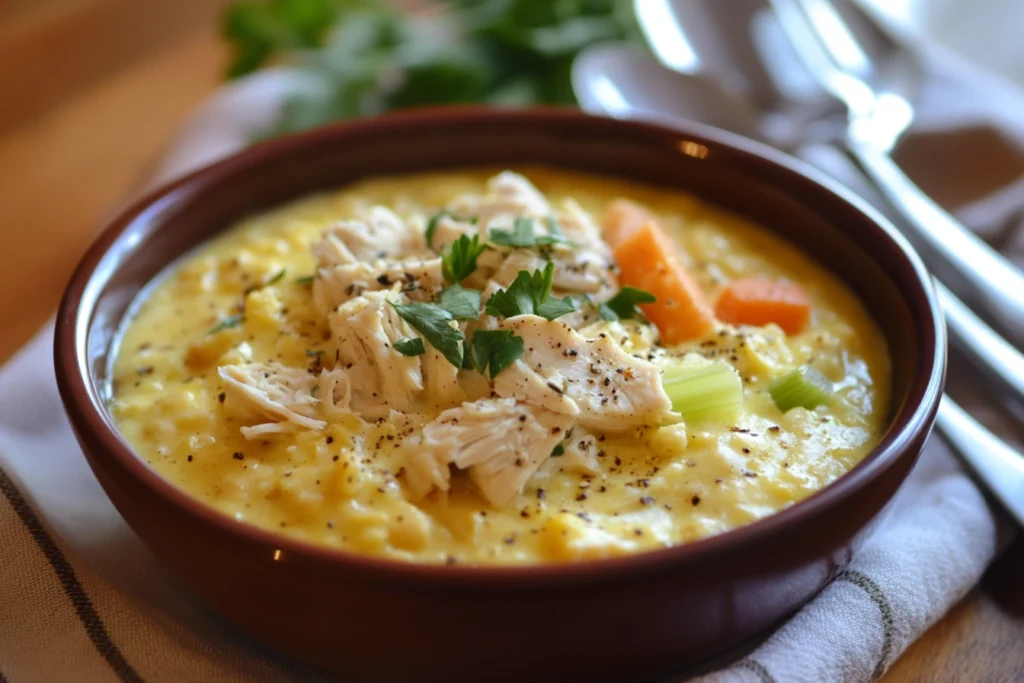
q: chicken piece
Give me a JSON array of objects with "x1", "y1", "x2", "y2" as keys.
[
  {"x1": 449, "y1": 171, "x2": 552, "y2": 234},
  {"x1": 312, "y1": 206, "x2": 422, "y2": 266},
  {"x1": 328, "y1": 290, "x2": 424, "y2": 415},
  {"x1": 420, "y1": 347, "x2": 465, "y2": 411},
  {"x1": 497, "y1": 315, "x2": 673, "y2": 431},
  {"x1": 555, "y1": 428, "x2": 602, "y2": 475},
  {"x1": 313, "y1": 258, "x2": 442, "y2": 313},
  {"x1": 218, "y1": 362, "x2": 325, "y2": 438},
  {"x1": 405, "y1": 398, "x2": 572, "y2": 506},
  {"x1": 429, "y1": 215, "x2": 476, "y2": 252},
  {"x1": 490, "y1": 249, "x2": 548, "y2": 288},
  {"x1": 550, "y1": 199, "x2": 618, "y2": 297}
]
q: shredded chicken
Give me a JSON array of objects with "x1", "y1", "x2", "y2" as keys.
[
  {"x1": 550, "y1": 199, "x2": 618, "y2": 298},
  {"x1": 312, "y1": 206, "x2": 423, "y2": 266},
  {"x1": 313, "y1": 258, "x2": 442, "y2": 313},
  {"x1": 558, "y1": 428, "x2": 602, "y2": 475},
  {"x1": 405, "y1": 398, "x2": 572, "y2": 506},
  {"x1": 496, "y1": 315, "x2": 673, "y2": 431},
  {"x1": 429, "y1": 215, "x2": 476, "y2": 252},
  {"x1": 218, "y1": 362, "x2": 325, "y2": 438},
  {"x1": 328, "y1": 290, "x2": 424, "y2": 415},
  {"x1": 449, "y1": 171, "x2": 551, "y2": 234}
]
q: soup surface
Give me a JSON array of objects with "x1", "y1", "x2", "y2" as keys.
[{"x1": 111, "y1": 168, "x2": 890, "y2": 565}]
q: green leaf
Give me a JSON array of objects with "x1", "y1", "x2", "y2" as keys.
[
  {"x1": 438, "y1": 284, "x2": 482, "y2": 320},
  {"x1": 295, "y1": 274, "x2": 316, "y2": 285},
  {"x1": 441, "y1": 234, "x2": 488, "y2": 284},
  {"x1": 208, "y1": 314, "x2": 245, "y2": 335},
  {"x1": 551, "y1": 444, "x2": 564, "y2": 457},
  {"x1": 490, "y1": 217, "x2": 568, "y2": 248},
  {"x1": 467, "y1": 330, "x2": 524, "y2": 379},
  {"x1": 485, "y1": 263, "x2": 577, "y2": 321},
  {"x1": 599, "y1": 286, "x2": 657, "y2": 321},
  {"x1": 390, "y1": 302, "x2": 463, "y2": 368},
  {"x1": 394, "y1": 337, "x2": 426, "y2": 356},
  {"x1": 222, "y1": 0, "x2": 342, "y2": 78}
]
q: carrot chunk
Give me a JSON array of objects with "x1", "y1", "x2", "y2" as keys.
[
  {"x1": 602, "y1": 198, "x2": 654, "y2": 248},
  {"x1": 612, "y1": 222, "x2": 716, "y2": 344},
  {"x1": 714, "y1": 278, "x2": 811, "y2": 335}
]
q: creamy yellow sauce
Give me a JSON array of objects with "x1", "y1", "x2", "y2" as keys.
[{"x1": 111, "y1": 168, "x2": 890, "y2": 565}]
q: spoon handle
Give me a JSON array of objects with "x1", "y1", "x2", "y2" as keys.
[
  {"x1": 847, "y1": 142, "x2": 1024, "y2": 341},
  {"x1": 936, "y1": 396, "x2": 1024, "y2": 528},
  {"x1": 939, "y1": 281, "x2": 1024, "y2": 413}
]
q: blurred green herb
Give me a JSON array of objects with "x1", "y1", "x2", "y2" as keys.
[{"x1": 222, "y1": 0, "x2": 641, "y2": 136}]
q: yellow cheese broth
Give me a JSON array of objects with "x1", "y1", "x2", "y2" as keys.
[{"x1": 111, "y1": 168, "x2": 890, "y2": 565}]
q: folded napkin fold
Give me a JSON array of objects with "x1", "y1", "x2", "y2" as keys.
[{"x1": 1, "y1": 23, "x2": 1021, "y2": 683}]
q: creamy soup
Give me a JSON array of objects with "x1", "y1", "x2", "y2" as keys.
[{"x1": 111, "y1": 168, "x2": 890, "y2": 565}]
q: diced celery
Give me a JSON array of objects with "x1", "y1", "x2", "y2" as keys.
[
  {"x1": 769, "y1": 366, "x2": 832, "y2": 412},
  {"x1": 661, "y1": 360, "x2": 744, "y2": 423}
]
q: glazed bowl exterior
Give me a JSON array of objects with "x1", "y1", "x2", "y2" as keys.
[{"x1": 55, "y1": 108, "x2": 944, "y2": 683}]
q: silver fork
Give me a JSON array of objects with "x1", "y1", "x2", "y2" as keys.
[{"x1": 768, "y1": 0, "x2": 1024, "y2": 342}]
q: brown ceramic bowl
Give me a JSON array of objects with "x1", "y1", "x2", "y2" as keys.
[{"x1": 55, "y1": 108, "x2": 944, "y2": 683}]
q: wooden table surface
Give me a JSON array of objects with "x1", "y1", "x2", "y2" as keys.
[{"x1": 1, "y1": 1, "x2": 1021, "y2": 681}]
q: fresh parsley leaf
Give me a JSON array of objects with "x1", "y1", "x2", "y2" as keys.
[
  {"x1": 485, "y1": 263, "x2": 577, "y2": 321},
  {"x1": 295, "y1": 274, "x2": 316, "y2": 285},
  {"x1": 244, "y1": 268, "x2": 288, "y2": 295},
  {"x1": 467, "y1": 330, "x2": 524, "y2": 379},
  {"x1": 390, "y1": 302, "x2": 463, "y2": 368},
  {"x1": 224, "y1": 0, "x2": 643, "y2": 137},
  {"x1": 599, "y1": 286, "x2": 657, "y2": 321},
  {"x1": 441, "y1": 234, "x2": 488, "y2": 283},
  {"x1": 490, "y1": 217, "x2": 569, "y2": 248},
  {"x1": 208, "y1": 314, "x2": 244, "y2": 335},
  {"x1": 438, "y1": 284, "x2": 481, "y2": 320},
  {"x1": 551, "y1": 444, "x2": 564, "y2": 457},
  {"x1": 394, "y1": 337, "x2": 426, "y2": 356}
]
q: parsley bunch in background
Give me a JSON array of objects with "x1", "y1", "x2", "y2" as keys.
[{"x1": 222, "y1": 0, "x2": 641, "y2": 137}]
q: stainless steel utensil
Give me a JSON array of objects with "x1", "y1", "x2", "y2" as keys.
[
  {"x1": 572, "y1": 34, "x2": 1024, "y2": 526},
  {"x1": 573, "y1": 43, "x2": 1024, "y2": 414},
  {"x1": 768, "y1": 0, "x2": 1024, "y2": 341}
]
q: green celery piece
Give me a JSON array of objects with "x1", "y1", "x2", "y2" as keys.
[
  {"x1": 662, "y1": 360, "x2": 743, "y2": 423},
  {"x1": 769, "y1": 366, "x2": 832, "y2": 412}
]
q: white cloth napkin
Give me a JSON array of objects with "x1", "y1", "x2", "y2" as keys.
[{"x1": 1, "y1": 37, "x2": 1022, "y2": 683}]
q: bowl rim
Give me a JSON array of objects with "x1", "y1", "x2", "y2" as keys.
[{"x1": 54, "y1": 106, "x2": 945, "y2": 587}]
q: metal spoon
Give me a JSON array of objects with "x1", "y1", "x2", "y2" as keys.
[
  {"x1": 570, "y1": 40, "x2": 1024, "y2": 525},
  {"x1": 572, "y1": 42, "x2": 1024, "y2": 414},
  {"x1": 768, "y1": 0, "x2": 1024, "y2": 341}
]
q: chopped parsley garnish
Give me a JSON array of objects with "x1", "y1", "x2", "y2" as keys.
[
  {"x1": 599, "y1": 286, "x2": 657, "y2": 321},
  {"x1": 244, "y1": 268, "x2": 287, "y2": 295},
  {"x1": 390, "y1": 302, "x2": 463, "y2": 368},
  {"x1": 551, "y1": 444, "x2": 565, "y2": 457},
  {"x1": 310, "y1": 385, "x2": 320, "y2": 397},
  {"x1": 207, "y1": 314, "x2": 244, "y2": 335},
  {"x1": 441, "y1": 234, "x2": 488, "y2": 284},
  {"x1": 467, "y1": 329, "x2": 524, "y2": 379},
  {"x1": 295, "y1": 274, "x2": 315, "y2": 285},
  {"x1": 490, "y1": 217, "x2": 569, "y2": 248},
  {"x1": 438, "y1": 283, "x2": 481, "y2": 320},
  {"x1": 394, "y1": 337, "x2": 426, "y2": 356},
  {"x1": 485, "y1": 263, "x2": 577, "y2": 321}
]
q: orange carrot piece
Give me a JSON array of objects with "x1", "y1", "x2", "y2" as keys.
[
  {"x1": 603, "y1": 198, "x2": 654, "y2": 248},
  {"x1": 714, "y1": 278, "x2": 811, "y2": 334},
  {"x1": 612, "y1": 223, "x2": 716, "y2": 344}
]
